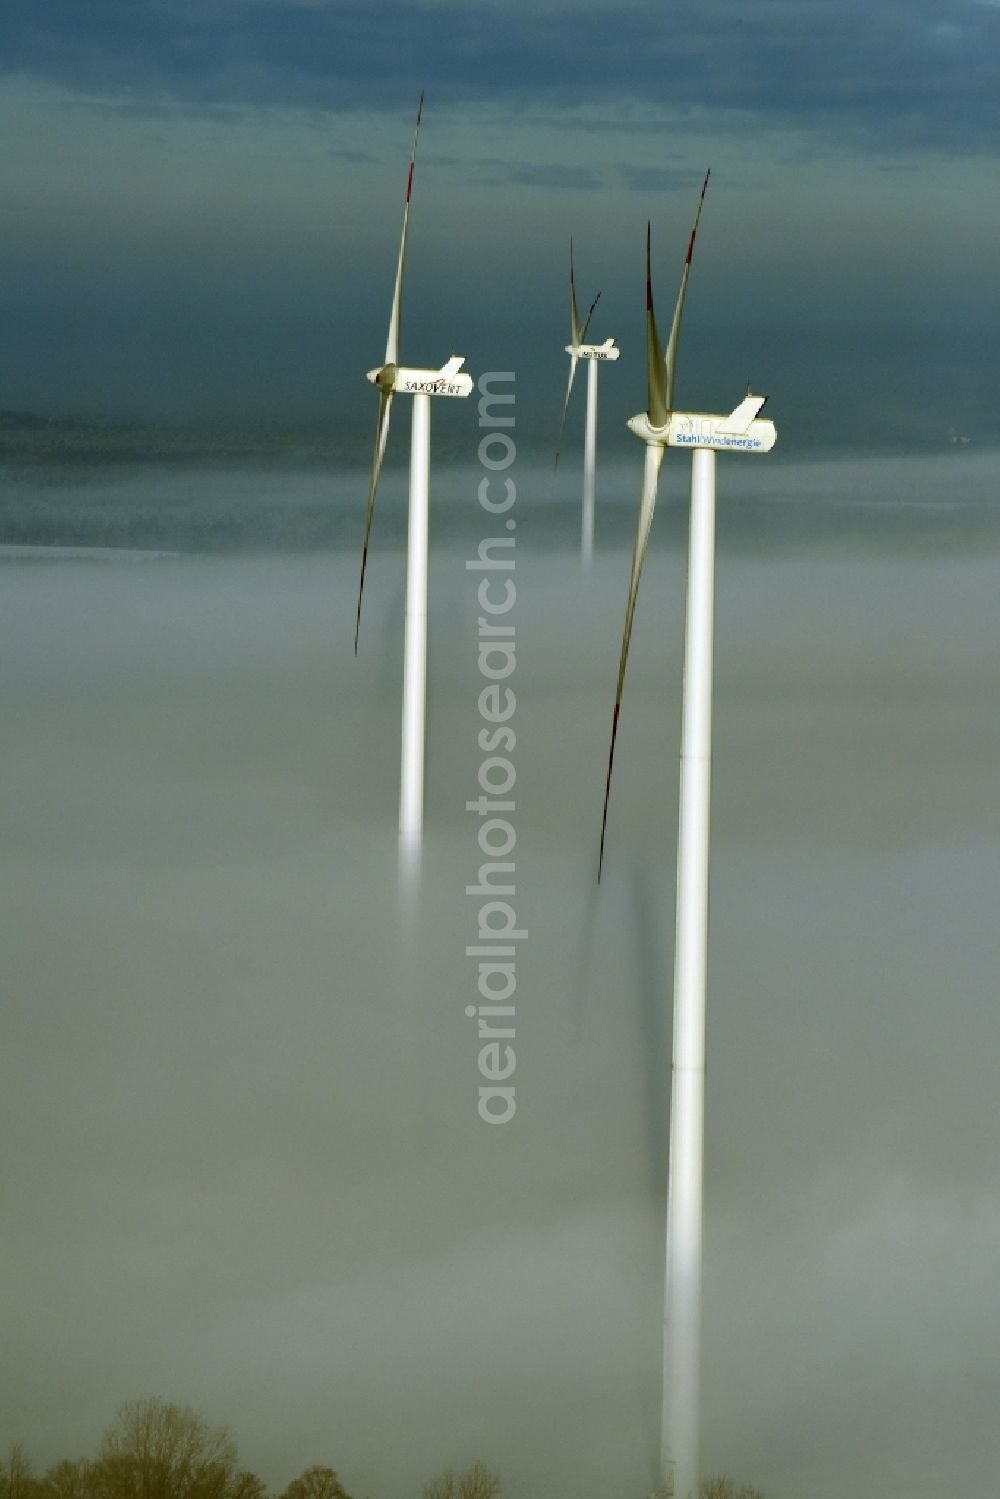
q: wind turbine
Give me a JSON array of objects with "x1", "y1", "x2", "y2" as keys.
[
  {"x1": 596, "y1": 173, "x2": 777, "y2": 1499},
  {"x1": 554, "y1": 242, "x2": 620, "y2": 565},
  {"x1": 354, "y1": 93, "x2": 474, "y2": 849}
]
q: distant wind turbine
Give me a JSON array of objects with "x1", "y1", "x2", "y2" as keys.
[
  {"x1": 554, "y1": 242, "x2": 620, "y2": 565},
  {"x1": 596, "y1": 173, "x2": 777, "y2": 1499},
  {"x1": 354, "y1": 93, "x2": 473, "y2": 848}
]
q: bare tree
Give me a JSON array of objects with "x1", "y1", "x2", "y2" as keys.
[
  {"x1": 701, "y1": 1477, "x2": 764, "y2": 1499},
  {"x1": 277, "y1": 1470, "x2": 349, "y2": 1499},
  {"x1": 0, "y1": 1446, "x2": 38, "y2": 1499},
  {"x1": 38, "y1": 1460, "x2": 92, "y2": 1499},
  {"x1": 94, "y1": 1399, "x2": 239, "y2": 1499},
  {"x1": 421, "y1": 1463, "x2": 500, "y2": 1499},
  {"x1": 230, "y1": 1475, "x2": 269, "y2": 1499}
]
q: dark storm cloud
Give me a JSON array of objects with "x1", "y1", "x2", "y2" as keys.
[{"x1": 3, "y1": 0, "x2": 1000, "y2": 152}]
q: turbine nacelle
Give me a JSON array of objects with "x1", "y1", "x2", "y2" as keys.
[
  {"x1": 627, "y1": 394, "x2": 776, "y2": 453},
  {"x1": 564, "y1": 337, "x2": 621, "y2": 362},
  {"x1": 667, "y1": 410, "x2": 776, "y2": 453},
  {"x1": 366, "y1": 355, "x2": 472, "y2": 398}
]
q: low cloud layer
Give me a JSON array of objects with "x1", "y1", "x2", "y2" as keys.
[{"x1": 2, "y1": 450, "x2": 999, "y2": 1497}]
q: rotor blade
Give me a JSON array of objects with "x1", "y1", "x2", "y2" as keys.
[
  {"x1": 384, "y1": 91, "x2": 424, "y2": 367},
  {"x1": 579, "y1": 289, "x2": 602, "y2": 345},
  {"x1": 354, "y1": 388, "x2": 393, "y2": 653},
  {"x1": 569, "y1": 239, "x2": 582, "y2": 347},
  {"x1": 553, "y1": 354, "x2": 580, "y2": 471},
  {"x1": 646, "y1": 222, "x2": 668, "y2": 429},
  {"x1": 663, "y1": 167, "x2": 709, "y2": 412},
  {"x1": 598, "y1": 441, "x2": 665, "y2": 879}
]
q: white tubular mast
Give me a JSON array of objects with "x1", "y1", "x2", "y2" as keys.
[
  {"x1": 661, "y1": 446, "x2": 715, "y2": 1499},
  {"x1": 659, "y1": 413, "x2": 773, "y2": 1497},
  {"x1": 399, "y1": 392, "x2": 431, "y2": 843},
  {"x1": 582, "y1": 356, "x2": 598, "y2": 564}
]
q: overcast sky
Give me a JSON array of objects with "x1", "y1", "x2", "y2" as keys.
[{"x1": 1, "y1": 0, "x2": 999, "y2": 443}]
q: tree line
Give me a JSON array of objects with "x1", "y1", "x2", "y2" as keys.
[
  {"x1": 0, "y1": 1401, "x2": 497, "y2": 1499},
  {"x1": 0, "y1": 1397, "x2": 762, "y2": 1499}
]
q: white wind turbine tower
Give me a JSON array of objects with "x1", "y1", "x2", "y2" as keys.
[
  {"x1": 597, "y1": 172, "x2": 777, "y2": 1499},
  {"x1": 354, "y1": 93, "x2": 474, "y2": 850},
  {"x1": 554, "y1": 242, "x2": 620, "y2": 565}
]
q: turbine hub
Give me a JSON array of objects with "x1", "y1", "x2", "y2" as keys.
[
  {"x1": 627, "y1": 412, "x2": 668, "y2": 445},
  {"x1": 367, "y1": 363, "x2": 398, "y2": 389}
]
